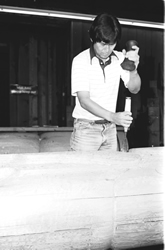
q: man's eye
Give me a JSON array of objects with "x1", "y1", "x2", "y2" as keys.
[{"x1": 101, "y1": 42, "x2": 106, "y2": 46}]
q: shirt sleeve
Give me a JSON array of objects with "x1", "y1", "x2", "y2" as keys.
[
  {"x1": 71, "y1": 55, "x2": 90, "y2": 96},
  {"x1": 120, "y1": 68, "x2": 130, "y2": 87},
  {"x1": 115, "y1": 51, "x2": 130, "y2": 87}
]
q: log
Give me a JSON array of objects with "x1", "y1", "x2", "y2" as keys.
[
  {"x1": 0, "y1": 147, "x2": 164, "y2": 249},
  {"x1": 0, "y1": 133, "x2": 40, "y2": 154},
  {"x1": 39, "y1": 132, "x2": 71, "y2": 152}
]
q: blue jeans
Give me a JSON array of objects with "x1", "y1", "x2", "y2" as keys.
[{"x1": 70, "y1": 119, "x2": 118, "y2": 151}]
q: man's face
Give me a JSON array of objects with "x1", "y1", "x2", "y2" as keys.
[{"x1": 93, "y1": 41, "x2": 116, "y2": 60}]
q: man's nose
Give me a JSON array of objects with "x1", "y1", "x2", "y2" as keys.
[{"x1": 104, "y1": 44, "x2": 111, "y2": 53}]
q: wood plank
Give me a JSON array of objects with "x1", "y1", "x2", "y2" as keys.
[
  {"x1": 0, "y1": 126, "x2": 126, "y2": 132},
  {"x1": 29, "y1": 36, "x2": 38, "y2": 126},
  {"x1": 47, "y1": 40, "x2": 53, "y2": 125},
  {"x1": 17, "y1": 38, "x2": 29, "y2": 126},
  {"x1": 9, "y1": 36, "x2": 19, "y2": 126},
  {"x1": 38, "y1": 39, "x2": 48, "y2": 126},
  {"x1": 52, "y1": 42, "x2": 58, "y2": 125},
  {"x1": 0, "y1": 127, "x2": 73, "y2": 132}
]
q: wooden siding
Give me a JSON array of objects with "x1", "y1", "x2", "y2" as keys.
[{"x1": 0, "y1": 21, "x2": 71, "y2": 127}]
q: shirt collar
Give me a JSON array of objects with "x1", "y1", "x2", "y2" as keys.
[{"x1": 89, "y1": 45, "x2": 118, "y2": 64}]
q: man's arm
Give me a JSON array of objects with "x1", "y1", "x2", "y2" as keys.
[
  {"x1": 123, "y1": 45, "x2": 141, "y2": 94},
  {"x1": 127, "y1": 70, "x2": 141, "y2": 94},
  {"x1": 77, "y1": 91, "x2": 133, "y2": 129}
]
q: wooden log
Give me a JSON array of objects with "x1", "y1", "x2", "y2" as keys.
[
  {"x1": 0, "y1": 133, "x2": 39, "y2": 154},
  {"x1": 39, "y1": 132, "x2": 71, "y2": 152},
  {"x1": 0, "y1": 147, "x2": 164, "y2": 249}
]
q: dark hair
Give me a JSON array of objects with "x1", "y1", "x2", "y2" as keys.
[{"x1": 89, "y1": 13, "x2": 121, "y2": 44}]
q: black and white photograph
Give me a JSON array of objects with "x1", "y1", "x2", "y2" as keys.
[{"x1": 0, "y1": 0, "x2": 164, "y2": 249}]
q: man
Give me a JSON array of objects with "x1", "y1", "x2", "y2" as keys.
[{"x1": 70, "y1": 13, "x2": 141, "y2": 151}]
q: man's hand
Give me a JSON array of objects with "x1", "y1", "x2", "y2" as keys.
[
  {"x1": 111, "y1": 111, "x2": 133, "y2": 129},
  {"x1": 122, "y1": 45, "x2": 140, "y2": 69}
]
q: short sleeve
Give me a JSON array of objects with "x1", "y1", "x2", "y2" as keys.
[
  {"x1": 113, "y1": 50, "x2": 130, "y2": 87},
  {"x1": 71, "y1": 55, "x2": 90, "y2": 96},
  {"x1": 120, "y1": 68, "x2": 130, "y2": 87}
]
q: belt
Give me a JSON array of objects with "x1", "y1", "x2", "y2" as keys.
[{"x1": 77, "y1": 118, "x2": 111, "y2": 125}]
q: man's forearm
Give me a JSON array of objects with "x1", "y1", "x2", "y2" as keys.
[
  {"x1": 79, "y1": 97, "x2": 113, "y2": 121},
  {"x1": 79, "y1": 97, "x2": 133, "y2": 127},
  {"x1": 127, "y1": 70, "x2": 141, "y2": 94}
]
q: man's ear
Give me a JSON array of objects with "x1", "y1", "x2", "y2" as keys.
[{"x1": 90, "y1": 38, "x2": 93, "y2": 43}]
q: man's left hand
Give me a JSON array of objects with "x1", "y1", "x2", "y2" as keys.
[{"x1": 122, "y1": 45, "x2": 140, "y2": 69}]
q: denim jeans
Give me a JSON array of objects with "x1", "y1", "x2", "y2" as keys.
[{"x1": 70, "y1": 119, "x2": 118, "y2": 151}]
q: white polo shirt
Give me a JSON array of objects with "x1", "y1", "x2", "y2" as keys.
[{"x1": 71, "y1": 47, "x2": 130, "y2": 120}]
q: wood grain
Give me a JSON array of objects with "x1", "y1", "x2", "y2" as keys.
[{"x1": 0, "y1": 147, "x2": 164, "y2": 249}]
